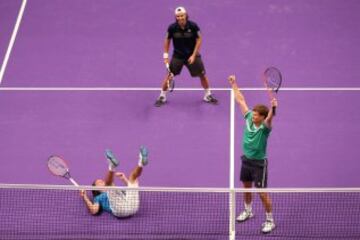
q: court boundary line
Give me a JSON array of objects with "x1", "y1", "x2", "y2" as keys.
[
  {"x1": 0, "y1": 87, "x2": 360, "y2": 91},
  {"x1": 0, "y1": 0, "x2": 27, "y2": 85},
  {"x1": 1, "y1": 184, "x2": 360, "y2": 193}
]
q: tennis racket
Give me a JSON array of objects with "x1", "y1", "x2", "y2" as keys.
[
  {"x1": 263, "y1": 67, "x2": 282, "y2": 116},
  {"x1": 47, "y1": 155, "x2": 79, "y2": 186},
  {"x1": 166, "y1": 63, "x2": 175, "y2": 92}
]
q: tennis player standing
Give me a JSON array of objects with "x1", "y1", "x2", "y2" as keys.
[
  {"x1": 155, "y1": 6, "x2": 218, "y2": 107},
  {"x1": 228, "y1": 75, "x2": 277, "y2": 233}
]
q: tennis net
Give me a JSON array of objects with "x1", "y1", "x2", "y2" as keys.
[{"x1": 0, "y1": 184, "x2": 359, "y2": 240}]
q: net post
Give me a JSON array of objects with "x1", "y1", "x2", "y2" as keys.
[{"x1": 229, "y1": 89, "x2": 236, "y2": 240}]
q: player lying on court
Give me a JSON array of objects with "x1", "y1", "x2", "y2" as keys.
[
  {"x1": 228, "y1": 75, "x2": 277, "y2": 233},
  {"x1": 80, "y1": 147, "x2": 148, "y2": 218},
  {"x1": 155, "y1": 6, "x2": 218, "y2": 107}
]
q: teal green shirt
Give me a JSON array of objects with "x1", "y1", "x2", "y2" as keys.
[
  {"x1": 242, "y1": 111, "x2": 271, "y2": 160},
  {"x1": 94, "y1": 193, "x2": 112, "y2": 213}
]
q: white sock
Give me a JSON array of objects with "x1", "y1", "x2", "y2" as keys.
[
  {"x1": 204, "y1": 88, "x2": 211, "y2": 98},
  {"x1": 245, "y1": 202, "x2": 252, "y2": 212},
  {"x1": 160, "y1": 90, "x2": 167, "y2": 99},
  {"x1": 266, "y1": 212, "x2": 274, "y2": 222},
  {"x1": 138, "y1": 153, "x2": 144, "y2": 167},
  {"x1": 108, "y1": 165, "x2": 115, "y2": 171}
]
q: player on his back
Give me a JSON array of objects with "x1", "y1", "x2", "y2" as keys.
[{"x1": 80, "y1": 147, "x2": 148, "y2": 218}]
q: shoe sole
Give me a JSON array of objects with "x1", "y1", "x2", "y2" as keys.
[
  {"x1": 155, "y1": 102, "x2": 167, "y2": 107},
  {"x1": 140, "y1": 147, "x2": 148, "y2": 165},
  {"x1": 105, "y1": 150, "x2": 119, "y2": 167},
  {"x1": 203, "y1": 100, "x2": 218, "y2": 105},
  {"x1": 261, "y1": 225, "x2": 276, "y2": 234},
  {"x1": 236, "y1": 214, "x2": 254, "y2": 223}
]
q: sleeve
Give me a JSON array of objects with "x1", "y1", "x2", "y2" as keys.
[
  {"x1": 244, "y1": 111, "x2": 252, "y2": 120},
  {"x1": 193, "y1": 23, "x2": 201, "y2": 38},
  {"x1": 93, "y1": 195, "x2": 100, "y2": 204},
  {"x1": 166, "y1": 25, "x2": 173, "y2": 39},
  {"x1": 263, "y1": 124, "x2": 272, "y2": 133}
]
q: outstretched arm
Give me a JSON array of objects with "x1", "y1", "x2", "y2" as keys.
[
  {"x1": 228, "y1": 75, "x2": 249, "y2": 116},
  {"x1": 264, "y1": 98, "x2": 278, "y2": 128},
  {"x1": 80, "y1": 190, "x2": 100, "y2": 215}
]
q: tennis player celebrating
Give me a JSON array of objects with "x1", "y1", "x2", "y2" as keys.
[
  {"x1": 80, "y1": 147, "x2": 148, "y2": 218},
  {"x1": 155, "y1": 6, "x2": 218, "y2": 107},
  {"x1": 228, "y1": 75, "x2": 277, "y2": 233}
]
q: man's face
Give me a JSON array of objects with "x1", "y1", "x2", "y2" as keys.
[
  {"x1": 176, "y1": 13, "x2": 187, "y2": 26},
  {"x1": 252, "y1": 111, "x2": 265, "y2": 124},
  {"x1": 94, "y1": 179, "x2": 105, "y2": 187}
]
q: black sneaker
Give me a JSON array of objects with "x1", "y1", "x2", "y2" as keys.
[
  {"x1": 155, "y1": 96, "x2": 167, "y2": 107},
  {"x1": 203, "y1": 95, "x2": 218, "y2": 105}
]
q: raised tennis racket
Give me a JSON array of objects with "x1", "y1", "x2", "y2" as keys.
[
  {"x1": 166, "y1": 63, "x2": 175, "y2": 92},
  {"x1": 263, "y1": 67, "x2": 282, "y2": 116},
  {"x1": 47, "y1": 155, "x2": 79, "y2": 186}
]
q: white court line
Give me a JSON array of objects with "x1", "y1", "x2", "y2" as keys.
[
  {"x1": 0, "y1": 87, "x2": 229, "y2": 91},
  {"x1": 0, "y1": 87, "x2": 360, "y2": 91},
  {"x1": 0, "y1": 0, "x2": 27, "y2": 85}
]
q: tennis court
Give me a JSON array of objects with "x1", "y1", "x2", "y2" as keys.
[{"x1": 0, "y1": 1, "x2": 360, "y2": 239}]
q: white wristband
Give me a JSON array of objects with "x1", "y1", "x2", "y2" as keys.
[{"x1": 163, "y1": 52, "x2": 169, "y2": 59}]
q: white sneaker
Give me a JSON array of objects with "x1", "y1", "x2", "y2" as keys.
[
  {"x1": 261, "y1": 220, "x2": 276, "y2": 233},
  {"x1": 236, "y1": 210, "x2": 253, "y2": 222}
]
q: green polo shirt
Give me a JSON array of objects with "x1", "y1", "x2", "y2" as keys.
[{"x1": 242, "y1": 111, "x2": 271, "y2": 160}]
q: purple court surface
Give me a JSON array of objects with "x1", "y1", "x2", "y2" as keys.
[{"x1": 1, "y1": 0, "x2": 360, "y2": 239}]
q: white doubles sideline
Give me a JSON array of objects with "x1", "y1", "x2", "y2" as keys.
[
  {"x1": 0, "y1": 87, "x2": 360, "y2": 91},
  {"x1": 0, "y1": 0, "x2": 27, "y2": 85}
]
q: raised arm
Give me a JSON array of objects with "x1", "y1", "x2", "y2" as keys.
[
  {"x1": 228, "y1": 75, "x2": 249, "y2": 116},
  {"x1": 80, "y1": 190, "x2": 100, "y2": 215},
  {"x1": 264, "y1": 98, "x2": 278, "y2": 128}
]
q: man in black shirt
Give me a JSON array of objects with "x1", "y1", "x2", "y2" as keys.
[{"x1": 155, "y1": 7, "x2": 218, "y2": 107}]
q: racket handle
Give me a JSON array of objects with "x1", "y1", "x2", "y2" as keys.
[
  {"x1": 69, "y1": 178, "x2": 79, "y2": 186},
  {"x1": 272, "y1": 106, "x2": 276, "y2": 116}
]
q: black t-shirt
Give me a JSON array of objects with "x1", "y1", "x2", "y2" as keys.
[{"x1": 167, "y1": 20, "x2": 200, "y2": 59}]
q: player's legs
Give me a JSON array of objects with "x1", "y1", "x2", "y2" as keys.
[
  {"x1": 187, "y1": 55, "x2": 218, "y2": 104},
  {"x1": 129, "y1": 146, "x2": 148, "y2": 183},
  {"x1": 155, "y1": 57, "x2": 184, "y2": 107},
  {"x1": 110, "y1": 147, "x2": 148, "y2": 218},
  {"x1": 104, "y1": 170, "x2": 115, "y2": 186},
  {"x1": 259, "y1": 192, "x2": 272, "y2": 213},
  {"x1": 129, "y1": 166, "x2": 143, "y2": 183},
  {"x1": 104, "y1": 149, "x2": 119, "y2": 186},
  {"x1": 161, "y1": 74, "x2": 173, "y2": 91},
  {"x1": 200, "y1": 74, "x2": 210, "y2": 89},
  {"x1": 254, "y1": 160, "x2": 275, "y2": 233},
  {"x1": 237, "y1": 159, "x2": 254, "y2": 222},
  {"x1": 243, "y1": 181, "x2": 253, "y2": 205}
]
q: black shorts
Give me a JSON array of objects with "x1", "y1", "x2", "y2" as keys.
[
  {"x1": 169, "y1": 55, "x2": 206, "y2": 77},
  {"x1": 240, "y1": 155, "x2": 268, "y2": 188}
]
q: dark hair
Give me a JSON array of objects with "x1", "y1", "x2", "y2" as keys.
[{"x1": 253, "y1": 105, "x2": 269, "y2": 118}]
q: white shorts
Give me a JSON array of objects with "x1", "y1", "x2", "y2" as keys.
[{"x1": 107, "y1": 181, "x2": 140, "y2": 218}]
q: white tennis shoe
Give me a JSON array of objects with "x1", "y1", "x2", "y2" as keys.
[{"x1": 236, "y1": 210, "x2": 253, "y2": 222}]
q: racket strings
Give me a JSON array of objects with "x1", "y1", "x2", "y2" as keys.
[{"x1": 265, "y1": 68, "x2": 282, "y2": 91}]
